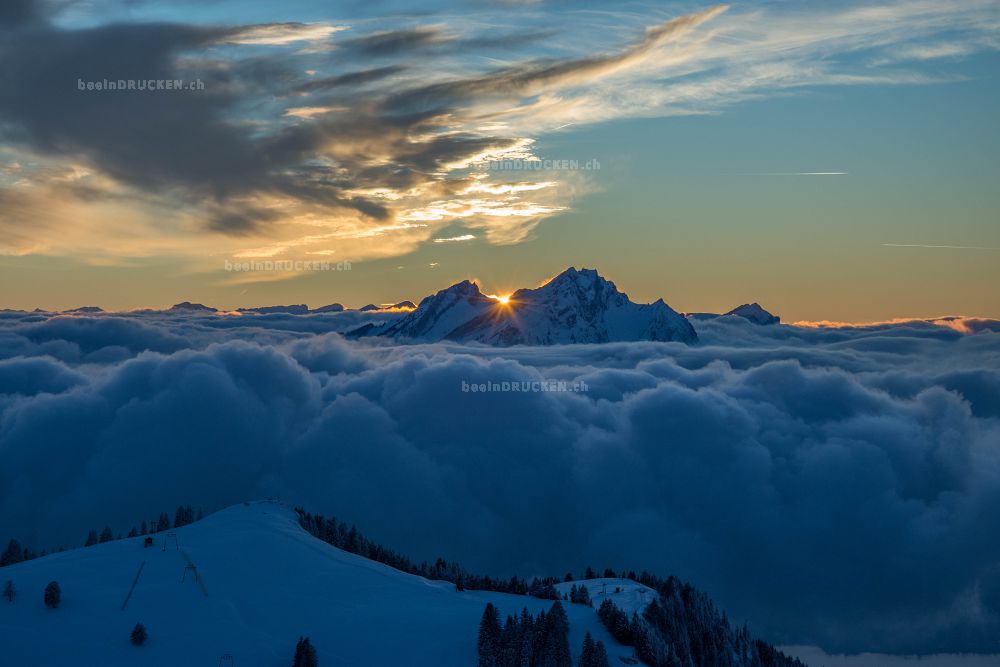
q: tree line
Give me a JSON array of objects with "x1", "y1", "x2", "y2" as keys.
[
  {"x1": 478, "y1": 600, "x2": 609, "y2": 667},
  {"x1": 1, "y1": 505, "x2": 203, "y2": 568},
  {"x1": 596, "y1": 578, "x2": 807, "y2": 667}
]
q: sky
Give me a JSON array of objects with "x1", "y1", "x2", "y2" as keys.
[{"x1": 0, "y1": 0, "x2": 998, "y2": 319}]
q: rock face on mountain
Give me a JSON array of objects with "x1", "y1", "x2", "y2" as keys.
[
  {"x1": 724, "y1": 303, "x2": 780, "y2": 325},
  {"x1": 311, "y1": 303, "x2": 345, "y2": 313},
  {"x1": 168, "y1": 301, "x2": 218, "y2": 313},
  {"x1": 238, "y1": 304, "x2": 310, "y2": 315},
  {"x1": 376, "y1": 268, "x2": 696, "y2": 345},
  {"x1": 378, "y1": 280, "x2": 497, "y2": 341}
]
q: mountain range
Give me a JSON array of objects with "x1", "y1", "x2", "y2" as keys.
[
  {"x1": 43, "y1": 268, "x2": 782, "y2": 345},
  {"x1": 365, "y1": 267, "x2": 700, "y2": 345}
]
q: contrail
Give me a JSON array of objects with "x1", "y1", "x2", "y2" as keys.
[
  {"x1": 731, "y1": 171, "x2": 848, "y2": 176},
  {"x1": 882, "y1": 243, "x2": 999, "y2": 250}
]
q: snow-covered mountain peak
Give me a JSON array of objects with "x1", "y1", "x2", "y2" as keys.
[
  {"x1": 376, "y1": 278, "x2": 496, "y2": 341},
  {"x1": 724, "y1": 302, "x2": 780, "y2": 325},
  {"x1": 369, "y1": 267, "x2": 697, "y2": 345}
]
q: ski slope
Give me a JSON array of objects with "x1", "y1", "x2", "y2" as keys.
[{"x1": 0, "y1": 501, "x2": 651, "y2": 666}]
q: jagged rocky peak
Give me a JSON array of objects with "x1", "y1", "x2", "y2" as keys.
[
  {"x1": 724, "y1": 302, "x2": 780, "y2": 325},
  {"x1": 311, "y1": 303, "x2": 345, "y2": 313},
  {"x1": 377, "y1": 267, "x2": 697, "y2": 345},
  {"x1": 169, "y1": 301, "x2": 217, "y2": 313}
]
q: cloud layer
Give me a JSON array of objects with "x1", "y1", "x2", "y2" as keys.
[{"x1": 1, "y1": 310, "x2": 999, "y2": 655}]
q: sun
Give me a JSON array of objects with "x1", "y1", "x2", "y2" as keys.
[{"x1": 488, "y1": 294, "x2": 511, "y2": 305}]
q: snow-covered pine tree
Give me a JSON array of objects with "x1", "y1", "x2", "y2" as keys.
[
  {"x1": 99, "y1": 526, "x2": 113, "y2": 543},
  {"x1": 1, "y1": 539, "x2": 24, "y2": 566},
  {"x1": 130, "y1": 622, "x2": 147, "y2": 646},
  {"x1": 579, "y1": 632, "x2": 596, "y2": 667},
  {"x1": 43, "y1": 581, "x2": 60, "y2": 609},
  {"x1": 478, "y1": 602, "x2": 502, "y2": 667},
  {"x1": 292, "y1": 636, "x2": 318, "y2": 667},
  {"x1": 592, "y1": 640, "x2": 610, "y2": 667},
  {"x1": 174, "y1": 505, "x2": 195, "y2": 528},
  {"x1": 84, "y1": 530, "x2": 98, "y2": 547},
  {"x1": 543, "y1": 601, "x2": 571, "y2": 667},
  {"x1": 518, "y1": 608, "x2": 534, "y2": 667},
  {"x1": 499, "y1": 615, "x2": 520, "y2": 667}
]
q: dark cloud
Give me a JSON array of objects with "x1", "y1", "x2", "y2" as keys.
[
  {"x1": 0, "y1": 19, "x2": 404, "y2": 231},
  {"x1": 1, "y1": 312, "x2": 999, "y2": 656},
  {"x1": 339, "y1": 26, "x2": 453, "y2": 55},
  {"x1": 291, "y1": 65, "x2": 408, "y2": 94},
  {"x1": 0, "y1": 0, "x2": 40, "y2": 27}
]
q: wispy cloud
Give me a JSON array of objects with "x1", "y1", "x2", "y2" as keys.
[
  {"x1": 432, "y1": 234, "x2": 476, "y2": 243},
  {"x1": 882, "y1": 243, "x2": 1000, "y2": 250},
  {"x1": 731, "y1": 172, "x2": 849, "y2": 176}
]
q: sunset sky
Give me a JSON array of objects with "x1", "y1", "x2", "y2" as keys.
[{"x1": 1, "y1": 0, "x2": 998, "y2": 320}]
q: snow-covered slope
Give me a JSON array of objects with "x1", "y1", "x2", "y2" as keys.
[
  {"x1": 686, "y1": 303, "x2": 780, "y2": 325},
  {"x1": 376, "y1": 267, "x2": 696, "y2": 345},
  {"x1": 0, "y1": 501, "x2": 645, "y2": 666},
  {"x1": 379, "y1": 279, "x2": 497, "y2": 341}
]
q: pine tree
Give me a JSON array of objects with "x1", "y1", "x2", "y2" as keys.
[
  {"x1": 174, "y1": 505, "x2": 195, "y2": 528},
  {"x1": 43, "y1": 581, "x2": 60, "y2": 609},
  {"x1": 580, "y1": 632, "x2": 596, "y2": 667},
  {"x1": 293, "y1": 636, "x2": 318, "y2": 667},
  {"x1": 592, "y1": 641, "x2": 610, "y2": 667},
  {"x1": 3, "y1": 580, "x2": 14, "y2": 602},
  {"x1": 139, "y1": 520, "x2": 148, "y2": 536},
  {"x1": 127, "y1": 526, "x2": 138, "y2": 538},
  {"x1": 518, "y1": 608, "x2": 534, "y2": 667},
  {"x1": 156, "y1": 513, "x2": 170, "y2": 532},
  {"x1": 500, "y1": 615, "x2": 519, "y2": 667},
  {"x1": 1, "y1": 539, "x2": 24, "y2": 566},
  {"x1": 84, "y1": 530, "x2": 98, "y2": 547},
  {"x1": 478, "y1": 602, "x2": 502, "y2": 667},
  {"x1": 131, "y1": 622, "x2": 147, "y2": 646},
  {"x1": 99, "y1": 526, "x2": 114, "y2": 543},
  {"x1": 543, "y1": 601, "x2": 571, "y2": 667}
]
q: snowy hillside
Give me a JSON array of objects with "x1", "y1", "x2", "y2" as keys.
[
  {"x1": 0, "y1": 501, "x2": 645, "y2": 666},
  {"x1": 372, "y1": 267, "x2": 696, "y2": 345}
]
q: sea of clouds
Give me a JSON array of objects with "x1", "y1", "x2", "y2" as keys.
[{"x1": 1, "y1": 309, "x2": 999, "y2": 654}]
